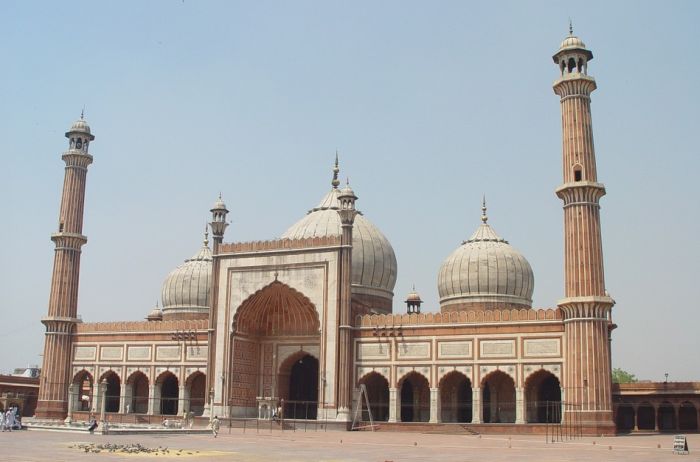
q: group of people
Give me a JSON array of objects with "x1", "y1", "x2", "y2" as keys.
[{"x1": 1, "y1": 407, "x2": 20, "y2": 432}]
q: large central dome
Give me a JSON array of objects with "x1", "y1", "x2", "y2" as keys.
[
  {"x1": 281, "y1": 160, "x2": 397, "y2": 313},
  {"x1": 438, "y1": 202, "x2": 534, "y2": 312}
]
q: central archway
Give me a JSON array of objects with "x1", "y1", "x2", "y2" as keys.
[
  {"x1": 399, "y1": 372, "x2": 430, "y2": 422},
  {"x1": 439, "y1": 372, "x2": 472, "y2": 423},
  {"x1": 230, "y1": 281, "x2": 321, "y2": 411},
  {"x1": 279, "y1": 353, "x2": 319, "y2": 419}
]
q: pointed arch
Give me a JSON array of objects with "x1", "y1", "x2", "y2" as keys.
[
  {"x1": 185, "y1": 371, "x2": 206, "y2": 416},
  {"x1": 398, "y1": 371, "x2": 430, "y2": 422},
  {"x1": 524, "y1": 369, "x2": 561, "y2": 423},
  {"x1": 233, "y1": 280, "x2": 320, "y2": 337},
  {"x1": 481, "y1": 370, "x2": 515, "y2": 423},
  {"x1": 72, "y1": 370, "x2": 93, "y2": 412},
  {"x1": 439, "y1": 371, "x2": 472, "y2": 423},
  {"x1": 127, "y1": 371, "x2": 149, "y2": 414},
  {"x1": 358, "y1": 372, "x2": 390, "y2": 422}
]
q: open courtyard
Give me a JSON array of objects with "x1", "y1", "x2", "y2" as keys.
[{"x1": 3, "y1": 429, "x2": 696, "y2": 462}]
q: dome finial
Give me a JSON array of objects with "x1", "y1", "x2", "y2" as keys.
[
  {"x1": 80, "y1": 106, "x2": 85, "y2": 120},
  {"x1": 332, "y1": 151, "x2": 340, "y2": 189},
  {"x1": 203, "y1": 223, "x2": 209, "y2": 247},
  {"x1": 481, "y1": 195, "x2": 488, "y2": 223},
  {"x1": 569, "y1": 18, "x2": 573, "y2": 36}
]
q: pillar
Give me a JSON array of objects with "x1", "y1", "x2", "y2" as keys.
[
  {"x1": 654, "y1": 404, "x2": 659, "y2": 431},
  {"x1": 388, "y1": 387, "x2": 398, "y2": 423},
  {"x1": 471, "y1": 387, "x2": 481, "y2": 424},
  {"x1": 148, "y1": 385, "x2": 157, "y2": 415},
  {"x1": 178, "y1": 386, "x2": 187, "y2": 416},
  {"x1": 515, "y1": 387, "x2": 525, "y2": 424},
  {"x1": 98, "y1": 380, "x2": 107, "y2": 422},
  {"x1": 65, "y1": 384, "x2": 76, "y2": 423},
  {"x1": 429, "y1": 388, "x2": 440, "y2": 423},
  {"x1": 119, "y1": 383, "x2": 128, "y2": 414}
]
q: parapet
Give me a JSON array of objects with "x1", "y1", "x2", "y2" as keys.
[
  {"x1": 76, "y1": 318, "x2": 208, "y2": 333},
  {"x1": 218, "y1": 236, "x2": 342, "y2": 254},
  {"x1": 355, "y1": 308, "x2": 562, "y2": 327}
]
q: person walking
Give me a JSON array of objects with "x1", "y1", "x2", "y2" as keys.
[
  {"x1": 0, "y1": 409, "x2": 6, "y2": 432},
  {"x1": 211, "y1": 415, "x2": 220, "y2": 438}
]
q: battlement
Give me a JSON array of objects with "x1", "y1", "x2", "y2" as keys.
[
  {"x1": 355, "y1": 308, "x2": 562, "y2": 327},
  {"x1": 219, "y1": 235, "x2": 342, "y2": 254},
  {"x1": 75, "y1": 319, "x2": 208, "y2": 333}
]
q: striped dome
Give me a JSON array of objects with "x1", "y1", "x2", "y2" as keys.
[
  {"x1": 161, "y1": 234, "x2": 212, "y2": 318},
  {"x1": 438, "y1": 207, "x2": 534, "y2": 312},
  {"x1": 281, "y1": 187, "x2": 397, "y2": 305}
]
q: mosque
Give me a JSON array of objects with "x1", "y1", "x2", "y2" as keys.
[{"x1": 31, "y1": 31, "x2": 700, "y2": 435}]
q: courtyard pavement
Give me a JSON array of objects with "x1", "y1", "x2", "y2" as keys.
[{"x1": 4, "y1": 428, "x2": 697, "y2": 461}]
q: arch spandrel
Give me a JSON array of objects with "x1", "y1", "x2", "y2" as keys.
[
  {"x1": 437, "y1": 366, "x2": 473, "y2": 387},
  {"x1": 396, "y1": 367, "x2": 431, "y2": 387},
  {"x1": 479, "y1": 365, "x2": 516, "y2": 386},
  {"x1": 232, "y1": 280, "x2": 320, "y2": 337},
  {"x1": 523, "y1": 364, "x2": 562, "y2": 383}
]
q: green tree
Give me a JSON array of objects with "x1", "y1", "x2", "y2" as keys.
[{"x1": 612, "y1": 368, "x2": 637, "y2": 384}]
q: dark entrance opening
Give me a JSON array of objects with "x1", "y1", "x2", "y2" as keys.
[
  {"x1": 399, "y1": 372, "x2": 429, "y2": 422},
  {"x1": 130, "y1": 372, "x2": 149, "y2": 414},
  {"x1": 616, "y1": 406, "x2": 635, "y2": 432},
  {"x1": 679, "y1": 402, "x2": 698, "y2": 431},
  {"x1": 286, "y1": 354, "x2": 318, "y2": 419},
  {"x1": 658, "y1": 402, "x2": 675, "y2": 431},
  {"x1": 440, "y1": 372, "x2": 472, "y2": 423},
  {"x1": 103, "y1": 372, "x2": 121, "y2": 413},
  {"x1": 160, "y1": 374, "x2": 179, "y2": 415},
  {"x1": 359, "y1": 372, "x2": 390, "y2": 422},
  {"x1": 637, "y1": 403, "x2": 655, "y2": 430}
]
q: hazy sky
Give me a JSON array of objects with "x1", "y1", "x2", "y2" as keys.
[{"x1": 1, "y1": 1, "x2": 698, "y2": 381}]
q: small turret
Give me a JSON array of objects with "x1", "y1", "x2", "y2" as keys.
[{"x1": 404, "y1": 286, "x2": 423, "y2": 314}]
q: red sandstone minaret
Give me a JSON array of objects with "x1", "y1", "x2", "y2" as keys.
[
  {"x1": 35, "y1": 115, "x2": 94, "y2": 419},
  {"x1": 553, "y1": 27, "x2": 616, "y2": 434}
]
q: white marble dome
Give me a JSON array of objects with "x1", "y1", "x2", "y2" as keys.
[
  {"x1": 438, "y1": 207, "x2": 534, "y2": 311},
  {"x1": 161, "y1": 233, "x2": 212, "y2": 318},
  {"x1": 281, "y1": 178, "x2": 397, "y2": 307}
]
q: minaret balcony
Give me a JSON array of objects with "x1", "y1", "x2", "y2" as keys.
[{"x1": 555, "y1": 181, "x2": 606, "y2": 206}]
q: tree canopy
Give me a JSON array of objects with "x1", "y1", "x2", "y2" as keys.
[{"x1": 612, "y1": 368, "x2": 637, "y2": 384}]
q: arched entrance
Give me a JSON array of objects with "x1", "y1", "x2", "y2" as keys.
[
  {"x1": 187, "y1": 372, "x2": 207, "y2": 416},
  {"x1": 127, "y1": 372, "x2": 149, "y2": 414},
  {"x1": 157, "y1": 372, "x2": 179, "y2": 415},
  {"x1": 279, "y1": 353, "x2": 318, "y2": 419},
  {"x1": 679, "y1": 402, "x2": 698, "y2": 430},
  {"x1": 439, "y1": 372, "x2": 472, "y2": 423},
  {"x1": 482, "y1": 370, "x2": 515, "y2": 423},
  {"x1": 524, "y1": 370, "x2": 561, "y2": 423},
  {"x1": 358, "y1": 372, "x2": 390, "y2": 422},
  {"x1": 73, "y1": 371, "x2": 93, "y2": 411},
  {"x1": 101, "y1": 371, "x2": 121, "y2": 413},
  {"x1": 637, "y1": 402, "x2": 655, "y2": 430},
  {"x1": 231, "y1": 281, "x2": 321, "y2": 413},
  {"x1": 616, "y1": 405, "x2": 635, "y2": 432},
  {"x1": 399, "y1": 372, "x2": 429, "y2": 422},
  {"x1": 658, "y1": 402, "x2": 675, "y2": 431}
]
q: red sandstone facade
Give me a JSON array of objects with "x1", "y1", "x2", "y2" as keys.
[{"x1": 34, "y1": 31, "x2": 694, "y2": 436}]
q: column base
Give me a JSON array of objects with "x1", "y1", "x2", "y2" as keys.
[{"x1": 35, "y1": 401, "x2": 68, "y2": 420}]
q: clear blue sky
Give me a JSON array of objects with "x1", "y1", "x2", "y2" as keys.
[{"x1": 1, "y1": 1, "x2": 698, "y2": 381}]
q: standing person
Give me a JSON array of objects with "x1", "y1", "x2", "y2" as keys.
[
  {"x1": 211, "y1": 415, "x2": 220, "y2": 438},
  {"x1": 0, "y1": 409, "x2": 6, "y2": 432},
  {"x1": 5, "y1": 410, "x2": 15, "y2": 432}
]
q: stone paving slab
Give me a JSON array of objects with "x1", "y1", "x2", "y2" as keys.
[{"x1": 3, "y1": 428, "x2": 698, "y2": 461}]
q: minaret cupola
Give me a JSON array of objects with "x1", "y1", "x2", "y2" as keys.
[{"x1": 553, "y1": 22, "x2": 593, "y2": 76}]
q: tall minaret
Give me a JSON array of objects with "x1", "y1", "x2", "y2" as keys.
[
  {"x1": 204, "y1": 195, "x2": 228, "y2": 417},
  {"x1": 336, "y1": 180, "x2": 357, "y2": 422},
  {"x1": 35, "y1": 115, "x2": 94, "y2": 419},
  {"x1": 553, "y1": 27, "x2": 615, "y2": 434}
]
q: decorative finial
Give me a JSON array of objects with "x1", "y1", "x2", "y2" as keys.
[
  {"x1": 274, "y1": 271, "x2": 279, "y2": 281},
  {"x1": 204, "y1": 223, "x2": 209, "y2": 247},
  {"x1": 569, "y1": 18, "x2": 573, "y2": 36},
  {"x1": 332, "y1": 151, "x2": 340, "y2": 189},
  {"x1": 80, "y1": 107, "x2": 85, "y2": 120},
  {"x1": 481, "y1": 195, "x2": 488, "y2": 223},
  {"x1": 412, "y1": 283, "x2": 416, "y2": 291}
]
